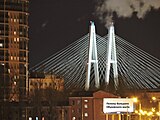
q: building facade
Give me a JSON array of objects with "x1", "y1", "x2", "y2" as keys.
[
  {"x1": 0, "y1": 0, "x2": 29, "y2": 101},
  {"x1": 0, "y1": 0, "x2": 29, "y2": 119},
  {"x1": 56, "y1": 90, "x2": 160, "y2": 120},
  {"x1": 67, "y1": 90, "x2": 120, "y2": 120},
  {"x1": 29, "y1": 74, "x2": 64, "y2": 95}
]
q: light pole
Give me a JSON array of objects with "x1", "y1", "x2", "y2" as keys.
[
  {"x1": 132, "y1": 97, "x2": 142, "y2": 120},
  {"x1": 139, "y1": 103, "x2": 142, "y2": 120}
]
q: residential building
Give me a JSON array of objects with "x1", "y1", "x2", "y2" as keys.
[
  {"x1": 0, "y1": 0, "x2": 29, "y2": 101},
  {"x1": 0, "y1": 0, "x2": 29, "y2": 119}
]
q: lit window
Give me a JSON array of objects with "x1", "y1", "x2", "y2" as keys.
[
  {"x1": 8, "y1": 69, "x2": 10, "y2": 73},
  {"x1": 84, "y1": 113, "x2": 88, "y2": 117},
  {"x1": 11, "y1": 56, "x2": 13, "y2": 60},
  {"x1": 14, "y1": 38, "x2": 16, "y2": 42},
  {"x1": 14, "y1": 81, "x2": 16, "y2": 85},
  {"x1": 17, "y1": 38, "x2": 19, "y2": 42},
  {"x1": 14, "y1": 31, "x2": 16, "y2": 35},
  {"x1": 0, "y1": 43, "x2": 3, "y2": 47},
  {"x1": 72, "y1": 117, "x2": 76, "y2": 120},
  {"x1": 14, "y1": 19, "x2": 16, "y2": 22},
  {"x1": 84, "y1": 99, "x2": 88, "y2": 102},
  {"x1": 84, "y1": 104, "x2": 88, "y2": 108}
]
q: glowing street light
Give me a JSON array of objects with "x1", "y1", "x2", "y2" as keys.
[
  {"x1": 132, "y1": 97, "x2": 138, "y2": 103},
  {"x1": 152, "y1": 96, "x2": 156, "y2": 101}
]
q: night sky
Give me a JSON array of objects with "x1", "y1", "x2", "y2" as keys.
[{"x1": 29, "y1": 0, "x2": 160, "y2": 67}]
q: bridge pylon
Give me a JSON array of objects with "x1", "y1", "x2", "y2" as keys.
[
  {"x1": 105, "y1": 22, "x2": 118, "y2": 89},
  {"x1": 85, "y1": 21, "x2": 100, "y2": 91}
]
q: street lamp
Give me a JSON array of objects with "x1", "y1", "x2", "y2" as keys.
[
  {"x1": 131, "y1": 97, "x2": 142, "y2": 120},
  {"x1": 152, "y1": 97, "x2": 156, "y2": 101},
  {"x1": 132, "y1": 97, "x2": 138, "y2": 103}
]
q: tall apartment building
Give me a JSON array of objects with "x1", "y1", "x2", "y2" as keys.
[{"x1": 0, "y1": 0, "x2": 29, "y2": 102}]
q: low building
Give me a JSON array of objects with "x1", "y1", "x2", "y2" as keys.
[
  {"x1": 61, "y1": 90, "x2": 121, "y2": 120},
  {"x1": 29, "y1": 74, "x2": 64, "y2": 95},
  {"x1": 56, "y1": 89, "x2": 160, "y2": 120}
]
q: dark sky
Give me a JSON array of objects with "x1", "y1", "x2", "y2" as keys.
[{"x1": 29, "y1": 0, "x2": 160, "y2": 67}]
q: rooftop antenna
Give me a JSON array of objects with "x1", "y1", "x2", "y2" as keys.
[
  {"x1": 85, "y1": 21, "x2": 100, "y2": 90},
  {"x1": 105, "y1": 22, "x2": 118, "y2": 89}
]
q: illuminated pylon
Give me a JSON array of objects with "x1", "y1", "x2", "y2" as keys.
[
  {"x1": 105, "y1": 22, "x2": 118, "y2": 89},
  {"x1": 85, "y1": 21, "x2": 99, "y2": 90}
]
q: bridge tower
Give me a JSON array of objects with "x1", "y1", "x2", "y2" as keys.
[
  {"x1": 105, "y1": 22, "x2": 118, "y2": 89},
  {"x1": 85, "y1": 21, "x2": 100, "y2": 90}
]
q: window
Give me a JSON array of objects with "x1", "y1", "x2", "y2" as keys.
[
  {"x1": 17, "y1": 38, "x2": 19, "y2": 42},
  {"x1": 14, "y1": 31, "x2": 16, "y2": 35},
  {"x1": 0, "y1": 43, "x2": 3, "y2": 47},
  {"x1": 14, "y1": 81, "x2": 16, "y2": 85},
  {"x1": 14, "y1": 57, "x2": 16, "y2": 60},
  {"x1": 14, "y1": 38, "x2": 16, "y2": 42},
  {"x1": 8, "y1": 69, "x2": 10, "y2": 73},
  {"x1": 72, "y1": 117, "x2": 76, "y2": 120},
  {"x1": 84, "y1": 113, "x2": 88, "y2": 117},
  {"x1": 11, "y1": 56, "x2": 13, "y2": 60},
  {"x1": 84, "y1": 104, "x2": 88, "y2": 108},
  {"x1": 14, "y1": 19, "x2": 16, "y2": 22},
  {"x1": 20, "y1": 32, "x2": 22, "y2": 35}
]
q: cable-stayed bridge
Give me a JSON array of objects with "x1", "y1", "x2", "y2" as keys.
[{"x1": 30, "y1": 23, "x2": 160, "y2": 91}]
